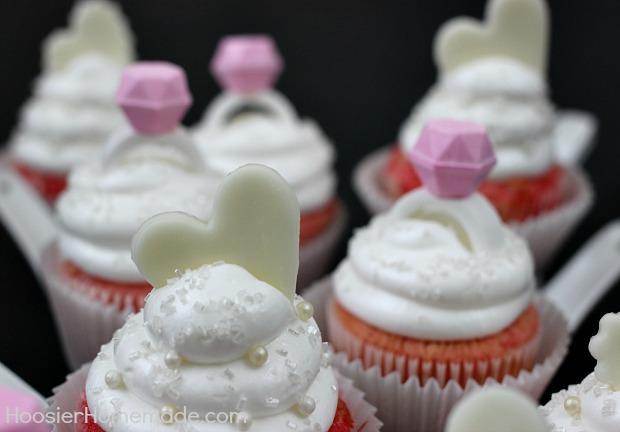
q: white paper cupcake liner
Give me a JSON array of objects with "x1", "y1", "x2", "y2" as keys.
[
  {"x1": 41, "y1": 243, "x2": 144, "y2": 371},
  {"x1": 508, "y1": 167, "x2": 593, "y2": 269},
  {"x1": 48, "y1": 364, "x2": 382, "y2": 432},
  {"x1": 326, "y1": 297, "x2": 541, "y2": 388},
  {"x1": 298, "y1": 200, "x2": 348, "y2": 290},
  {"x1": 305, "y1": 278, "x2": 569, "y2": 432},
  {"x1": 352, "y1": 146, "x2": 594, "y2": 270}
]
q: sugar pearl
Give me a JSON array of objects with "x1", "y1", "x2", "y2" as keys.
[
  {"x1": 564, "y1": 396, "x2": 581, "y2": 417},
  {"x1": 104, "y1": 370, "x2": 123, "y2": 389},
  {"x1": 164, "y1": 350, "x2": 182, "y2": 369},
  {"x1": 237, "y1": 411, "x2": 253, "y2": 430},
  {"x1": 296, "y1": 301, "x2": 314, "y2": 321},
  {"x1": 248, "y1": 345, "x2": 269, "y2": 366},
  {"x1": 159, "y1": 405, "x2": 176, "y2": 424},
  {"x1": 297, "y1": 395, "x2": 316, "y2": 416}
]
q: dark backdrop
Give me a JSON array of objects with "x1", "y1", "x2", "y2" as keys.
[{"x1": 1, "y1": 0, "x2": 620, "y2": 406}]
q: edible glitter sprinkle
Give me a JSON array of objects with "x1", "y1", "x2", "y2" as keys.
[
  {"x1": 602, "y1": 399, "x2": 617, "y2": 416},
  {"x1": 265, "y1": 397, "x2": 280, "y2": 408}
]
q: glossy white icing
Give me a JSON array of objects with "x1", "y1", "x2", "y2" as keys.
[
  {"x1": 192, "y1": 90, "x2": 336, "y2": 212},
  {"x1": 10, "y1": 54, "x2": 127, "y2": 173},
  {"x1": 56, "y1": 128, "x2": 217, "y2": 282},
  {"x1": 398, "y1": 57, "x2": 555, "y2": 180},
  {"x1": 542, "y1": 373, "x2": 620, "y2": 431}
]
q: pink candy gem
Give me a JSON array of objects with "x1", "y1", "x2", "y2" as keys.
[
  {"x1": 210, "y1": 34, "x2": 283, "y2": 92},
  {"x1": 116, "y1": 61, "x2": 192, "y2": 134},
  {"x1": 410, "y1": 119, "x2": 496, "y2": 198}
]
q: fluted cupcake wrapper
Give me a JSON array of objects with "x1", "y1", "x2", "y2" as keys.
[
  {"x1": 508, "y1": 167, "x2": 593, "y2": 269},
  {"x1": 299, "y1": 201, "x2": 348, "y2": 290},
  {"x1": 41, "y1": 243, "x2": 145, "y2": 371},
  {"x1": 305, "y1": 278, "x2": 569, "y2": 432},
  {"x1": 353, "y1": 146, "x2": 594, "y2": 270},
  {"x1": 47, "y1": 364, "x2": 383, "y2": 432},
  {"x1": 326, "y1": 297, "x2": 542, "y2": 389}
]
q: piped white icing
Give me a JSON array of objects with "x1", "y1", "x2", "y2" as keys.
[
  {"x1": 10, "y1": 54, "x2": 127, "y2": 173},
  {"x1": 192, "y1": 90, "x2": 336, "y2": 212},
  {"x1": 398, "y1": 57, "x2": 555, "y2": 179},
  {"x1": 86, "y1": 263, "x2": 338, "y2": 431},
  {"x1": 56, "y1": 128, "x2": 218, "y2": 282},
  {"x1": 541, "y1": 312, "x2": 620, "y2": 431},
  {"x1": 333, "y1": 188, "x2": 535, "y2": 340},
  {"x1": 541, "y1": 373, "x2": 620, "y2": 431}
]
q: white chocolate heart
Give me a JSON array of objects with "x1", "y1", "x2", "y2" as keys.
[
  {"x1": 445, "y1": 388, "x2": 548, "y2": 432},
  {"x1": 43, "y1": 0, "x2": 135, "y2": 73},
  {"x1": 131, "y1": 163, "x2": 300, "y2": 301},
  {"x1": 434, "y1": 0, "x2": 548, "y2": 74},
  {"x1": 590, "y1": 312, "x2": 620, "y2": 391}
]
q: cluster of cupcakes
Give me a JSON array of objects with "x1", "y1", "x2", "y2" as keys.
[{"x1": 0, "y1": 0, "x2": 612, "y2": 431}]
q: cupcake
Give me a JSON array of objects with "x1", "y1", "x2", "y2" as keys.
[
  {"x1": 191, "y1": 34, "x2": 347, "y2": 288},
  {"x1": 540, "y1": 312, "x2": 620, "y2": 431},
  {"x1": 354, "y1": 0, "x2": 594, "y2": 268},
  {"x1": 48, "y1": 164, "x2": 381, "y2": 432},
  {"x1": 7, "y1": 0, "x2": 135, "y2": 203},
  {"x1": 42, "y1": 61, "x2": 218, "y2": 370},
  {"x1": 320, "y1": 119, "x2": 568, "y2": 432}
]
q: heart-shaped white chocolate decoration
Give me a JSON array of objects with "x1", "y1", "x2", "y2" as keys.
[
  {"x1": 43, "y1": 0, "x2": 135, "y2": 73},
  {"x1": 434, "y1": 0, "x2": 548, "y2": 74},
  {"x1": 131, "y1": 163, "x2": 300, "y2": 301}
]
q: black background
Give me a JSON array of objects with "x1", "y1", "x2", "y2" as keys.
[{"x1": 1, "y1": 0, "x2": 620, "y2": 409}]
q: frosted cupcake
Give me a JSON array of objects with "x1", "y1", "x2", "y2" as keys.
[
  {"x1": 48, "y1": 164, "x2": 381, "y2": 432},
  {"x1": 7, "y1": 0, "x2": 135, "y2": 202},
  {"x1": 354, "y1": 0, "x2": 594, "y2": 268},
  {"x1": 43, "y1": 62, "x2": 218, "y2": 370},
  {"x1": 540, "y1": 312, "x2": 620, "y2": 431},
  {"x1": 192, "y1": 35, "x2": 347, "y2": 288},
  {"x1": 320, "y1": 119, "x2": 568, "y2": 432}
]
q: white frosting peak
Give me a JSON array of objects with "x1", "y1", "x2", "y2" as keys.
[
  {"x1": 192, "y1": 90, "x2": 336, "y2": 212},
  {"x1": 542, "y1": 373, "x2": 620, "y2": 432},
  {"x1": 56, "y1": 129, "x2": 217, "y2": 282},
  {"x1": 398, "y1": 57, "x2": 555, "y2": 179},
  {"x1": 143, "y1": 264, "x2": 295, "y2": 364},
  {"x1": 86, "y1": 263, "x2": 338, "y2": 431},
  {"x1": 333, "y1": 188, "x2": 535, "y2": 340},
  {"x1": 10, "y1": 54, "x2": 127, "y2": 173}
]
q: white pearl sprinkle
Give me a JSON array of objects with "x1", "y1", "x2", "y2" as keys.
[
  {"x1": 104, "y1": 370, "x2": 123, "y2": 389},
  {"x1": 247, "y1": 345, "x2": 268, "y2": 366},
  {"x1": 297, "y1": 395, "x2": 316, "y2": 416},
  {"x1": 237, "y1": 411, "x2": 252, "y2": 430},
  {"x1": 164, "y1": 350, "x2": 182, "y2": 369},
  {"x1": 564, "y1": 395, "x2": 581, "y2": 416},
  {"x1": 159, "y1": 405, "x2": 176, "y2": 424},
  {"x1": 296, "y1": 301, "x2": 314, "y2": 321}
]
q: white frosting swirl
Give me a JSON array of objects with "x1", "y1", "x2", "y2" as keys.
[
  {"x1": 192, "y1": 90, "x2": 336, "y2": 212},
  {"x1": 541, "y1": 373, "x2": 620, "y2": 431},
  {"x1": 56, "y1": 129, "x2": 218, "y2": 282},
  {"x1": 333, "y1": 189, "x2": 535, "y2": 340},
  {"x1": 86, "y1": 263, "x2": 338, "y2": 432},
  {"x1": 398, "y1": 57, "x2": 555, "y2": 179},
  {"x1": 10, "y1": 54, "x2": 127, "y2": 174}
]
